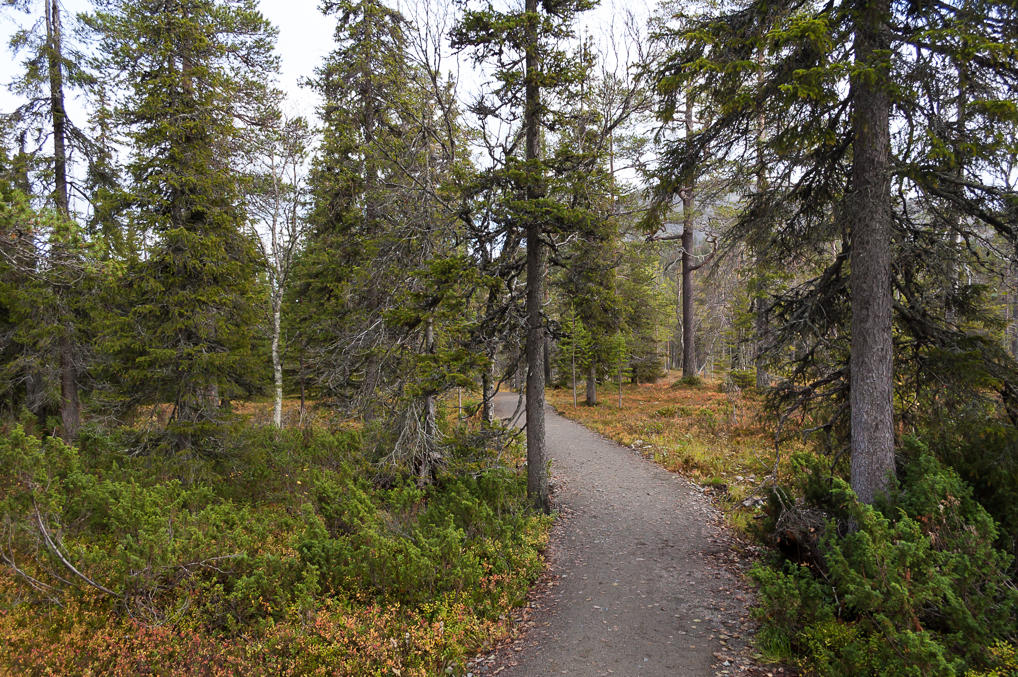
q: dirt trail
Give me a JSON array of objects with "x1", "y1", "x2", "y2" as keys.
[{"x1": 473, "y1": 393, "x2": 761, "y2": 677}]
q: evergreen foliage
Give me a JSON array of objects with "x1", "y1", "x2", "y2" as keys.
[
  {"x1": 754, "y1": 452, "x2": 1018, "y2": 675},
  {"x1": 84, "y1": 0, "x2": 279, "y2": 430},
  {"x1": 650, "y1": 0, "x2": 1018, "y2": 500}
]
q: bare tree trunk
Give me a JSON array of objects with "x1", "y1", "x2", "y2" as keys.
[
  {"x1": 47, "y1": 0, "x2": 78, "y2": 442},
  {"x1": 585, "y1": 360, "x2": 597, "y2": 406},
  {"x1": 524, "y1": 0, "x2": 549, "y2": 513},
  {"x1": 681, "y1": 203, "x2": 695, "y2": 377},
  {"x1": 849, "y1": 0, "x2": 895, "y2": 505},
  {"x1": 272, "y1": 295, "x2": 283, "y2": 428},
  {"x1": 481, "y1": 361, "x2": 496, "y2": 424},
  {"x1": 680, "y1": 92, "x2": 696, "y2": 379}
]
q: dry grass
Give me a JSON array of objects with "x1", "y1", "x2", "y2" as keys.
[{"x1": 547, "y1": 372, "x2": 803, "y2": 528}]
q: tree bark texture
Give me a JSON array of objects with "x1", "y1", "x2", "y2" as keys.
[
  {"x1": 681, "y1": 200, "x2": 695, "y2": 378},
  {"x1": 585, "y1": 360, "x2": 597, "y2": 406},
  {"x1": 272, "y1": 298, "x2": 283, "y2": 428},
  {"x1": 524, "y1": 0, "x2": 549, "y2": 513},
  {"x1": 680, "y1": 94, "x2": 696, "y2": 379},
  {"x1": 849, "y1": 0, "x2": 896, "y2": 505},
  {"x1": 482, "y1": 362, "x2": 496, "y2": 424},
  {"x1": 47, "y1": 0, "x2": 79, "y2": 442}
]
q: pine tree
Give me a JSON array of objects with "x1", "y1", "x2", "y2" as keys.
[{"x1": 85, "y1": 0, "x2": 278, "y2": 432}]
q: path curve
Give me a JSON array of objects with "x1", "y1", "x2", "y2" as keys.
[{"x1": 475, "y1": 393, "x2": 759, "y2": 677}]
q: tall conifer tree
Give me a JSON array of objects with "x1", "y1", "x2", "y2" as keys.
[
  {"x1": 453, "y1": 0, "x2": 597, "y2": 512},
  {"x1": 651, "y1": 0, "x2": 1018, "y2": 502},
  {"x1": 86, "y1": 0, "x2": 278, "y2": 430}
]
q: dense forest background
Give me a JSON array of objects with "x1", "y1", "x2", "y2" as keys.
[{"x1": 1, "y1": 0, "x2": 1017, "y2": 674}]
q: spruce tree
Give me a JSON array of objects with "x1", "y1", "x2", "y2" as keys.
[
  {"x1": 4, "y1": 0, "x2": 96, "y2": 440},
  {"x1": 86, "y1": 0, "x2": 278, "y2": 432},
  {"x1": 453, "y1": 0, "x2": 597, "y2": 512},
  {"x1": 651, "y1": 0, "x2": 1018, "y2": 503}
]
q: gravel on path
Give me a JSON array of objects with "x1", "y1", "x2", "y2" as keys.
[{"x1": 470, "y1": 393, "x2": 774, "y2": 677}]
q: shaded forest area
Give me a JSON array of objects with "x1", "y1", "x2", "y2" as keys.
[{"x1": 1, "y1": 0, "x2": 1017, "y2": 674}]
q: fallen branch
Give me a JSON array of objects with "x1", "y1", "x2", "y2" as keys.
[{"x1": 34, "y1": 502, "x2": 118, "y2": 598}]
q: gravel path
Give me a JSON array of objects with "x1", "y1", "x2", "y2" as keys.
[{"x1": 472, "y1": 393, "x2": 765, "y2": 677}]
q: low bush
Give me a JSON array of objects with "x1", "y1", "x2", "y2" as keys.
[
  {"x1": 672, "y1": 374, "x2": 703, "y2": 388},
  {"x1": 753, "y1": 452, "x2": 1018, "y2": 676},
  {"x1": 0, "y1": 422, "x2": 551, "y2": 674}
]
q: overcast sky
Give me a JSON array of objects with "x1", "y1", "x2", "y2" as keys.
[
  {"x1": 0, "y1": 0, "x2": 341, "y2": 118},
  {"x1": 1, "y1": 0, "x2": 654, "y2": 116}
]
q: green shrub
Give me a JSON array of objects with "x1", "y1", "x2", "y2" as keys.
[
  {"x1": 753, "y1": 453, "x2": 1018, "y2": 676},
  {"x1": 0, "y1": 417, "x2": 572, "y2": 646},
  {"x1": 915, "y1": 422, "x2": 1018, "y2": 561},
  {"x1": 966, "y1": 641, "x2": 1018, "y2": 676},
  {"x1": 672, "y1": 374, "x2": 703, "y2": 388},
  {"x1": 729, "y1": 369, "x2": 756, "y2": 390}
]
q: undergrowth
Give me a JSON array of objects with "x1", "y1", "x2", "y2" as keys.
[
  {"x1": 0, "y1": 419, "x2": 550, "y2": 675},
  {"x1": 753, "y1": 451, "x2": 1018, "y2": 676}
]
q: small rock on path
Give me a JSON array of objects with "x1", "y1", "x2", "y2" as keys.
[{"x1": 471, "y1": 393, "x2": 766, "y2": 677}]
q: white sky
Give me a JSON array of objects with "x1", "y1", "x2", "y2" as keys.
[
  {"x1": 0, "y1": 0, "x2": 338, "y2": 117},
  {"x1": 1, "y1": 0, "x2": 655, "y2": 119}
]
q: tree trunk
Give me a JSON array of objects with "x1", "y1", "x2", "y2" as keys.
[
  {"x1": 754, "y1": 55, "x2": 770, "y2": 391},
  {"x1": 272, "y1": 295, "x2": 283, "y2": 428},
  {"x1": 543, "y1": 334, "x2": 551, "y2": 386},
  {"x1": 482, "y1": 361, "x2": 496, "y2": 424},
  {"x1": 299, "y1": 359, "x2": 306, "y2": 424},
  {"x1": 618, "y1": 354, "x2": 623, "y2": 408},
  {"x1": 585, "y1": 360, "x2": 597, "y2": 406},
  {"x1": 524, "y1": 0, "x2": 549, "y2": 513},
  {"x1": 680, "y1": 93, "x2": 696, "y2": 379},
  {"x1": 681, "y1": 204, "x2": 695, "y2": 377},
  {"x1": 59, "y1": 335, "x2": 79, "y2": 441},
  {"x1": 849, "y1": 0, "x2": 895, "y2": 505},
  {"x1": 1010, "y1": 263, "x2": 1018, "y2": 358},
  {"x1": 571, "y1": 318, "x2": 577, "y2": 407},
  {"x1": 47, "y1": 0, "x2": 79, "y2": 442},
  {"x1": 46, "y1": 0, "x2": 68, "y2": 216}
]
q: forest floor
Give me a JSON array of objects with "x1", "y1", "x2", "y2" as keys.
[{"x1": 470, "y1": 391, "x2": 784, "y2": 677}]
